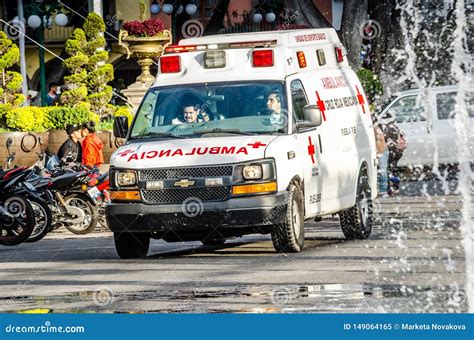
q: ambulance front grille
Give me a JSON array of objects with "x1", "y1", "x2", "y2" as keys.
[
  {"x1": 139, "y1": 166, "x2": 233, "y2": 181},
  {"x1": 141, "y1": 187, "x2": 231, "y2": 204}
]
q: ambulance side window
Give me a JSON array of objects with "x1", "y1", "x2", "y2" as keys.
[
  {"x1": 290, "y1": 80, "x2": 308, "y2": 121},
  {"x1": 132, "y1": 91, "x2": 158, "y2": 134}
]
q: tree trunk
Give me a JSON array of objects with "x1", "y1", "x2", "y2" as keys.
[
  {"x1": 283, "y1": 0, "x2": 331, "y2": 28},
  {"x1": 340, "y1": 0, "x2": 368, "y2": 69},
  {"x1": 203, "y1": 0, "x2": 231, "y2": 35},
  {"x1": 368, "y1": 0, "x2": 397, "y2": 74}
]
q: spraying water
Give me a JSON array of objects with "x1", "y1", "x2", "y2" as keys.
[
  {"x1": 384, "y1": 0, "x2": 473, "y2": 312},
  {"x1": 450, "y1": 0, "x2": 473, "y2": 312}
]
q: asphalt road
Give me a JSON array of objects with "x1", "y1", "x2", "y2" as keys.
[{"x1": 0, "y1": 194, "x2": 470, "y2": 313}]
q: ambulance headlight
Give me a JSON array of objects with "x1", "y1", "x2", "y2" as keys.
[
  {"x1": 243, "y1": 165, "x2": 263, "y2": 180},
  {"x1": 116, "y1": 171, "x2": 137, "y2": 187},
  {"x1": 233, "y1": 159, "x2": 276, "y2": 183}
]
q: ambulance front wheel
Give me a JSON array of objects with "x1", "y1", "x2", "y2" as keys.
[
  {"x1": 339, "y1": 174, "x2": 373, "y2": 240},
  {"x1": 271, "y1": 183, "x2": 305, "y2": 253},
  {"x1": 114, "y1": 232, "x2": 150, "y2": 259}
]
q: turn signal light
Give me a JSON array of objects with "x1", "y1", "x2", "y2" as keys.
[
  {"x1": 160, "y1": 56, "x2": 181, "y2": 73},
  {"x1": 232, "y1": 182, "x2": 277, "y2": 195},
  {"x1": 110, "y1": 191, "x2": 141, "y2": 201},
  {"x1": 252, "y1": 50, "x2": 274, "y2": 67},
  {"x1": 296, "y1": 51, "x2": 307, "y2": 68}
]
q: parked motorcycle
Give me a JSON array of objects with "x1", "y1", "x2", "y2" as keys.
[{"x1": 24, "y1": 164, "x2": 100, "y2": 236}]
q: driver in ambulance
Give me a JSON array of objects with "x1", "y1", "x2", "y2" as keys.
[{"x1": 172, "y1": 103, "x2": 210, "y2": 125}]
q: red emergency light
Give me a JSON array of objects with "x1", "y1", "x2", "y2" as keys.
[
  {"x1": 252, "y1": 50, "x2": 274, "y2": 67},
  {"x1": 335, "y1": 47, "x2": 344, "y2": 63},
  {"x1": 160, "y1": 56, "x2": 181, "y2": 73},
  {"x1": 296, "y1": 51, "x2": 307, "y2": 68}
]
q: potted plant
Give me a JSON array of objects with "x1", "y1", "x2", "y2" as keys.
[{"x1": 118, "y1": 18, "x2": 172, "y2": 83}]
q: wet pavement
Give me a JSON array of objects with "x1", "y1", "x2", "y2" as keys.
[{"x1": 0, "y1": 193, "x2": 470, "y2": 313}]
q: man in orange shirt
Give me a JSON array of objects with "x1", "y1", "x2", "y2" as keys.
[{"x1": 81, "y1": 121, "x2": 104, "y2": 168}]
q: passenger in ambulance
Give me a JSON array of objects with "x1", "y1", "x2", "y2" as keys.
[
  {"x1": 265, "y1": 92, "x2": 286, "y2": 126},
  {"x1": 172, "y1": 103, "x2": 210, "y2": 125}
]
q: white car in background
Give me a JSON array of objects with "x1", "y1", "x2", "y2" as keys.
[{"x1": 377, "y1": 86, "x2": 473, "y2": 167}]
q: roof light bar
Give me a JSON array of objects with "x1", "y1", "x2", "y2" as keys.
[{"x1": 164, "y1": 40, "x2": 278, "y2": 54}]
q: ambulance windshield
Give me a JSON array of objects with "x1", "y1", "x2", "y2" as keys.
[{"x1": 129, "y1": 81, "x2": 288, "y2": 139}]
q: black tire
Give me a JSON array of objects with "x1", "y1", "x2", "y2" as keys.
[
  {"x1": 114, "y1": 232, "x2": 150, "y2": 259},
  {"x1": 339, "y1": 173, "x2": 373, "y2": 239},
  {"x1": 0, "y1": 194, "x2": 35, "y2": 246},
  {"x1": 63, "y1": 194, "x2": 99, "y2": 234},
  {"x1": 271, "y1": 183, "x2": 304, "y2": 253},
  {"x1": 201, "y1": 238, "x2": 226, "y2": 246},
  {"x1": 26, "y1": 197, "x2": 53, "y2": 243}
]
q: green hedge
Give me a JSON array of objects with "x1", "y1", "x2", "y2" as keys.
[{"x1": 0, "y1": 105, "x2": 133, "y2": 132}]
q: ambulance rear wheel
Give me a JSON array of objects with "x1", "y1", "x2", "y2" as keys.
[
  {"x1": 114, "y1": 232, "x2": 150, "y2": 259},
  {"x1": 271, "y1": 184, "x2": 304, "y2": 253},
  {"x1": 339, "y1": 174, "x2": 373, "y2": 240}
]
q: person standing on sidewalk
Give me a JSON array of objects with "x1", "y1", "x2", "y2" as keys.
[
  {"x1": 57, "y1": 124, "x2": 83, "y2": 165},
  {"x1": 373, "y1": 117, "x2": 389, "y2": 197},
  {"x1": 382, "y1": 113, "x2": 407, "y2": 195},
  {"x1": 81, "y1": 121, "x2": 104, "y2": 169}
]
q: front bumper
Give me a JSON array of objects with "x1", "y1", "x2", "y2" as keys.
[{"x1": 105, "y1": 191, "x2": 288, "y2": 233}]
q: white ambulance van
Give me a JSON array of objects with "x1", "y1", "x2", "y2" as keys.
[{"x1": 106, "y1": 29, "x2": 378, "y2": 259}]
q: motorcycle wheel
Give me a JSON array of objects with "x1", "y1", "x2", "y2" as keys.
[
  {"x1": 25, "y1": 197, "x2": 53, "y2": 243},
  {"x1": 63, "y1": 194, "x2": 99, "y2": 234},
  {"x1": 0, "y1": 194, "x2": 35, "y2": 246}
]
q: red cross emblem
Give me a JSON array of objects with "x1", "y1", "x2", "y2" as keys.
[
  {"x1": 117, "y1": 149, "x2": 135, "y2": 157},
  {"x1": 248, "y1": 142, "x2": 267, "y2": 149},
  {"x1": 307, "y1": 136, "x2": 316, "y2": 164},
  {"x1": 315, "y1": 91, "x2": 326, "y2": 121},
  {"x1": 355, "y1": 86, "x2": 366, "y2": 114}
]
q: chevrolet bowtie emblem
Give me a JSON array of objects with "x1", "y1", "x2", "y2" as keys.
[{"x1": 174, "y1": 179, "x2": 195, "y2": 188}]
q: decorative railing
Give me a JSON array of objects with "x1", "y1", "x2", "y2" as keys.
[{"x1": 42, "y1": 25, "x2": 74, "y2": 42}]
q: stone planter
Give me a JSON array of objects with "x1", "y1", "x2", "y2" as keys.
[
  {"x1": 0, "y1": 132, "x2": 49, "y2": 168},
  {"x1": 118, "y1": 30, "x2": 172, "y2": 83},
  {"x1": 47, "y1": 130, "x2": 68, "y2": 156},
  {"x1": 0, "y1": 130, "x2": 125, "y2": 168}
]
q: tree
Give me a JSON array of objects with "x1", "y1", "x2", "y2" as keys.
[
  {"x1": 0, "y1": 32, "x2": 24, "y2": 119},
  {"x1": 282, "y1": 0, "x2": 331, "y2": 28},
  {"x1": 61, "y1": 13, "x2": 113, "y2": 117},
  {"x1": 340, "y1": 0, "x2": 368, "y2": 69}
]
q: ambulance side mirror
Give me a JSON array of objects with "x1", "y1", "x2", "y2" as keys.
[
  {"x1": 114, "y1": 116, "x2": 129, "y2": 139},
  {"x1": 303, "y1": 105, "x2": 323, "y2": 126}
]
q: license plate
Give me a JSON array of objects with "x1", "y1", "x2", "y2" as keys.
[{"x1": 87, "y1": 186, "x2": 101, "y2": 203}]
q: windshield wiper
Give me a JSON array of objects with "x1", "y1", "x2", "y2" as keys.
[
  {"x1": 132, "y1": 132, "x2": 186, "y2": 139},
  {"x1": 193, "y1": 128, "x2": 253, "y2": 136}
]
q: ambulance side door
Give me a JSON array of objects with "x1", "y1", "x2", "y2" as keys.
[{"x1": 288, "y1": 78, "x2": 324, "y2": 216}]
